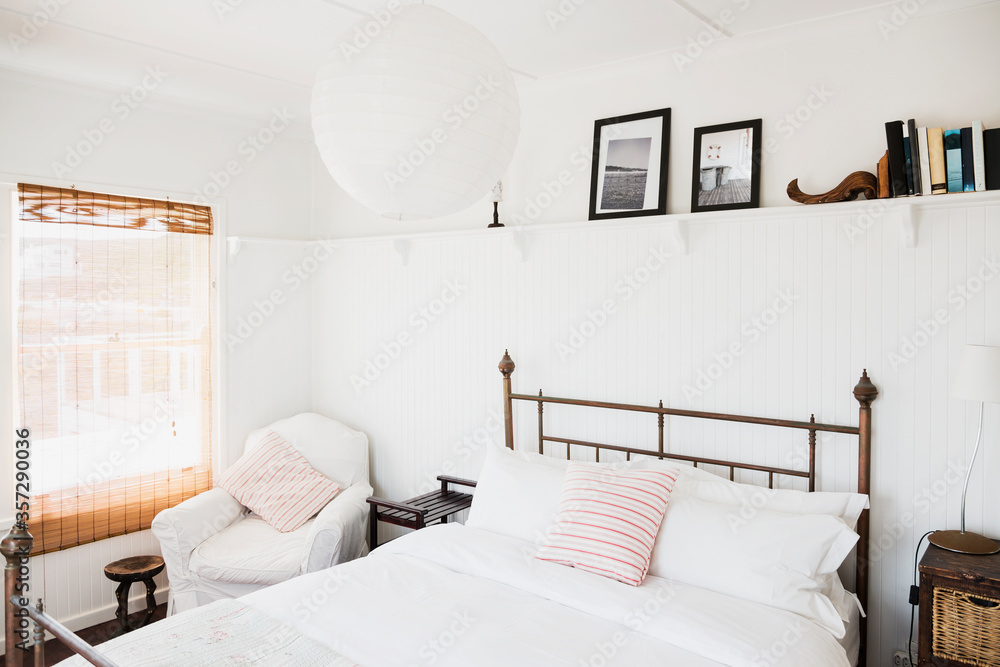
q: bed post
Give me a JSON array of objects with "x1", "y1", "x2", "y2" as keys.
[
  {"x1": 853, "y1": 370, "x2": 877, "y2": 667},
  {"x1": 33, "y1": 600, "x2": 44, "y2": 667},
  {"x1": 2, "y1": 522, "x2": 33, "y2": 667},
  {"x1": 499, "y1": 351, "x2": 515, "y2": 449}
]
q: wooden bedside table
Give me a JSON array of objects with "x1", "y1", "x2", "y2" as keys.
[
  {"x1": 918, "y1": 543, "x2": 1000, "y2": 666},
  {"x1": 367, "y1": 475, "x2": 476, "y2": 549}
]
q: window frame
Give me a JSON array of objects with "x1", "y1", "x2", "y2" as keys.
[{"x1": 3, "y1": 175, "x2": 226, "y2": 543}]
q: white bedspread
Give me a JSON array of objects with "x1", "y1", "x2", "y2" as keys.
[
  {"x1": 56, "y1": 598, "x2": 357, "y2": 666},
  {"x1": 242, "y1": 524, "x2": 851, "y2": 667}
]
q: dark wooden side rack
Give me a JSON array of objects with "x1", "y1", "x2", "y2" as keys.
[{"x1": 367, "y1": 475, "x2": 476, "y2": 549}]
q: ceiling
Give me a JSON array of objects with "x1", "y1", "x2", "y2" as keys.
[{"x1": 0, "y1": 0, "x2": 991, "y2": 120}]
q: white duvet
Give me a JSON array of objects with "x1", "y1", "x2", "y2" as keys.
[{"x1": 242, "y1": 524, "x2": 850, "y2": 667}]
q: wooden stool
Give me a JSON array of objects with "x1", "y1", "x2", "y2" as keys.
[{"x1": 103, "y1": 555, "x2": 164, "y2": 638}]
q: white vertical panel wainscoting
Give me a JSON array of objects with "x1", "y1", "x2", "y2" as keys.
[
  {"x1": 16, "y1": 531, "x2": 170, "y2": 648},
  {"x1": 312, "y1": 196, "x2": 1000, "y2": 665}
]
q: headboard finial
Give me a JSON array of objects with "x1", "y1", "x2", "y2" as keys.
[
  {"x1": 499, "y1": 351, "x2": 515, "y2": 378},
  {"x1": 853, "y1": 369, "x2": 878, "y2": 407}
]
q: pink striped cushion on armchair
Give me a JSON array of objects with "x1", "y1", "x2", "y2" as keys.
[
  {"x1": 536, "y1": 462, "x2": 679, "y2": 586},
  {"x1": 217, "y1": 431, "x2": 340, "y2": 533}
]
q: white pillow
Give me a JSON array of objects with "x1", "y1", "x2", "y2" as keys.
[
  {"x1": 629, "y1": 457, "x2": 869, "y2": 529},
  {"x1": 647, "y1": 495, "x2": 858, "y2": 637},
  {"x1": 633, "y1": 459, "x2": 866, "y2": 623},
  {"x1": 467, "y1": 447, "x2": 868, "y2": 537},
  {"x1": 466, "y1": 445, "x2": 567, "y2": 544}
]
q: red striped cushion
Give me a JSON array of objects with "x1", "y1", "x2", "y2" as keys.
[
  {"x1": 536, "y1": 462, "x2": 678, "y2": 586},
  {"x1": 217, "y1": 431, "x2": 340, "y2": 533}
]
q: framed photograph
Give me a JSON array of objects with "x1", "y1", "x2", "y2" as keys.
[
  {"x1": 588, "y1": 108, "x2": 670, "y2": 220},
  {"x1": 690, "y1": 119, "x2": 762, "y2": 213}
]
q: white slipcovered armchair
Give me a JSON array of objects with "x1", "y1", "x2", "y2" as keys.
[{"x1": 151, "y1": 413, "x2": 371, "y2": 615}]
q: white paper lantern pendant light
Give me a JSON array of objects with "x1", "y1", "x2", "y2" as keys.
[{"x1": 312, "y1": 3, "x2": 521, "y2": 220}]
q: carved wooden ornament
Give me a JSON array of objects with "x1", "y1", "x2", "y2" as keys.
[{"x1": 787, "y1": 171, "x2": 878, "y2": 204}]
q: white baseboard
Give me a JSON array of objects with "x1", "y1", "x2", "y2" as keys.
[{"x1": 0, "y1": 586, "x2": 170, "y2": 654}]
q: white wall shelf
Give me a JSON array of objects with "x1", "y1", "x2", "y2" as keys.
[{"x1": 234, "y1": 190, "x2": 1000, "y2": 252}]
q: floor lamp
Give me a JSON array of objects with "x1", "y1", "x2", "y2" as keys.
[{"x1": 930, "y1": 344, "x2": 1000, "y2": 555}]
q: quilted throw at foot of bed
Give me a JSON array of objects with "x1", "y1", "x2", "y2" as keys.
[{"x1": 55, "y1": 598, "x2": 358, "y2": 667}]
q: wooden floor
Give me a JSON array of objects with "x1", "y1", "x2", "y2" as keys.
[
  {"x1": 0, "y1": 604, "x2": 167, "y2": 666},
  {"x1": 698, "y1": 178, "x2": 751, "y2": 206}
]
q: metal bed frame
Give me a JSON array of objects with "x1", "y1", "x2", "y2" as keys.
[
  {"x1": 0, "y1": 351, "x2": 877, "y2": 667},
  {"x1": 498, "y1": 351, "x2": 876, "y2": 667}
]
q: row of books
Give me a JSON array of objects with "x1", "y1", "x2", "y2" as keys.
[{"x1": 882, "y1": 119, "x2": 1000, "y2": 197}]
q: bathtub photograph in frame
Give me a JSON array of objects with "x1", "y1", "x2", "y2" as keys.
[
  {"x1": 588, "y1": 108, "x2": 670, "y2": 220},
  {"x1": 690, "y1": 119, "x2": 762, "y2": 213}
]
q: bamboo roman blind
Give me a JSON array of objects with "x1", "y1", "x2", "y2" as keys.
[{"x1": 16, "y1": 184, "x2": 215, "y2": 555}]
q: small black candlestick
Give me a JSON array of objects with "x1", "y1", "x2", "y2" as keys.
[
  {"x1": 489, "y1": 180, "x2": 504, "y2": 228},
  {"x1": 488, "y1": 201, "x2": 503, "y2": 228}
]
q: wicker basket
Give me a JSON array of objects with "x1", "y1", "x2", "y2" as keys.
[{"x1": 932, "y1": 586, "x2": 1000, "y2": 666}]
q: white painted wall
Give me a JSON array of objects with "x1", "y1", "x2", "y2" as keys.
[
  {"x1": 0, "y1": 72, "x2": 316, "y2": 636},
  {"x1": 313, "y1": 196, "x2": 1000, "y2": 666},
  {"x1": 312, "y1": 1, "x2": 1000, "y2": 238},
  {"x1": 307, "y1": 3, "x2": 1000, "y2": 665}
]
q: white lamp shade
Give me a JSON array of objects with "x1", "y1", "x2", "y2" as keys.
[
  {"x1": 952, "y1": 344, "x2": 1000, "y2": 403},
  {"x1": 311, "y1": 5, "x2": 521, "y2": 220}
]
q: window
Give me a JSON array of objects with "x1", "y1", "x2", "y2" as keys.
[{"x1": 15, "y1": 184, "x2": 215, "y2": 554}]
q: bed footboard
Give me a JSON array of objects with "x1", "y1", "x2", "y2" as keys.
[{"x1": 1, "y1": 522, "x2": 118, "y2": 667}]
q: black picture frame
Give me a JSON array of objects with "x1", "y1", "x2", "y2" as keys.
[
  {"x1": 690, "y1": 119, "x2": 762, "y2": 213},
  {"x1": 588, "y1": 108, "x2": 670, "y2": 221}
]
